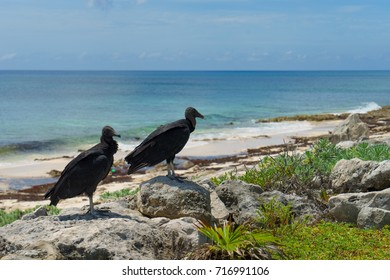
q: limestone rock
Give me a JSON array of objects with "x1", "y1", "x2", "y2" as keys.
[
  {"x1": 259, "y1": 190, "x2": 322, "y2": 220},
  {"x1": 329, "y1": 188, "x2": 390, "y2": 228},
  {"x1": 0, "y1": 200, "x2": 205, "y2": 260},
  {"x1": 331, "y1": 159, "x2": 390, "y2": 193},
  {"x1": 22, "y1": 206, "x2": 48, "y2": 220},
  {"x1": 330, "y1": 113, "x2": 369, "y2": 144},
  {"x1": 215, "y1": 180, "x2": 263, "y2": 224},
  {"x1": 335, "y1": 141, "x2": 357, "y2": 149},
  {"x1": 137, "y1": 176, "x2": 211, "y2": 222},
  {"x1": 210, "y1": 190, "x2": 230, "y2": 221}
]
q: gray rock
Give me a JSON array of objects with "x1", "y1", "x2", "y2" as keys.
[
  {"x1": 357, "y1": 207, "x2": 390, "y2": 229},
  {"x1": 259, "y1": 190, "x2": 322, "y2": 220},
  {"x1": 137, "y1": 176, "x2": 211, "y2": 222},
  {"x1": 1, "y1": 241, "x2": 63, "y2": 260},
  {"x1": 22, "y1": 206, "x2": 48, "y2": 220},
  {"x1": 331, "y1": 159, "x2": 390, "y2": 193},
  {"x1": 361, "y1": 160, "x2": 390, "y2": 191},
  {"x1": 329, "y1": 188, "x2": 390, "y2": 228},
  {"x1": 215, "y1": 180, "x2": 263, "y2": 224},
  {"x1": 330, "y1": 113, "x2": 369, "y2": 144},
  {"x1": 335, "y1": 141, "x2": 357, "y2": 149},
  {"x1": 210, "y1": 190, "x2": 230, "y2": 221},
  {"x1": 0, "y1": 200, "x2": 205, "y2": 260}
]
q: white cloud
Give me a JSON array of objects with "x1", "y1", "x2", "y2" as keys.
[{"x1": 0, "y1": 53, "x2": 16, "y2": 61}]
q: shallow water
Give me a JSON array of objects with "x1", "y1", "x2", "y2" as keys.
[{"x1": 0, "y1": 70, "x2": 389, "y2": 163}]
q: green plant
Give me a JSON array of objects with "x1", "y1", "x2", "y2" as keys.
[
  {"x1": 257, "y1": 198, "x2": 294, "y2": 234},
  {"x1": 100, "y1": 187, "x2": 139, "y2": 200},
  {"x1": 256, "y1": 198, "x2": 309, "y2": 237},
  {"x1": 0, "y1": 209, "x2": 26, "y2": 227},
  {"x1": 191, "y1": 219, "x2": 284, "y2": 260},
  {"x1": 210, "y1": 170, "x2": 238, "y2": 186},
  {"x1": 281, "y1": 221, "x2": 390, "y2": 259},
  {"x1": 255, "y1": 198, "x2": 390, "y2": 260},
  {"x1": 45, "y1": 205, "x2": 61, "y2": 215},
  {"x1": 0, "y1": 205, "x2": 60, "y2": 227},
  {"x1": 213, "y1": 139, "x2": 390, "y2": 193}
]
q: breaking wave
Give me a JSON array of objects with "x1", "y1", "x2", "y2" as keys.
[{"x1": 347, "y1": 102, "x2": 382, "y2": 114}]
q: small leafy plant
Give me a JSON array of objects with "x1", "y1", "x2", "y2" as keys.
[
  {"x1": 0, "y1": 205, "x2": 60, "y2": 227},
  {"x1": 212, "y1": 139, "x2": 390, "y2": 193},
  {"x1": 100, "y1": 187, "x2": 139, "y2": 200},
  {"x1": 191, "y1": 219, "x2": 284, "y2": 260},
  {"x1": 256, "y1": 198, "x2": 390, "y2": 259}
]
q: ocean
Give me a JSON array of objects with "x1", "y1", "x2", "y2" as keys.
[{"x1": 0, "y1": 70, "x2": 389, "y2": 165}]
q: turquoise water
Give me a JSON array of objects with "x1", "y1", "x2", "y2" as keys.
[{"x1": 0, "y1": 70, "x2": 389, "y2": 161}]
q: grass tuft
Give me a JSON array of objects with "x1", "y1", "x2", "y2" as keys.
[
  {"x1": 211, "y1": 139, "x2": 390, "y2": 194},
  {"x1": 0, "y1": 205, "x2": 60, "y2": 227},
  {"x1": 100, "y1": 187, "x2": 139, "y2": 200}
]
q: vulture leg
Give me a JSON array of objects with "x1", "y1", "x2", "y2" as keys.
[
  {"x1": 166, "y1": 159, "x2": 172, "y2": 177},
  {"x1": 166, "y1": 159, "x2": 185, "y2": 182},
  {"x1": 87, "y1": 195, "x2": 95, "y2": 215},
  {"x1": 87, "y1": 194, "x2": 110, "y2": 216}
]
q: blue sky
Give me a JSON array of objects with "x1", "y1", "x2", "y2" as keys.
[{"x1": 0, "y1": 0, "x2": 389, "y2": 70}]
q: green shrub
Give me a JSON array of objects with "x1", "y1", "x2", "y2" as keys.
[
  {"x1": 0, "y1": 205, "x2": 60, "y2": 227},
  {"x1": 191, "y1": 219, "x2": 284, "y2": 260},
  {"x1": 212, "y1": 139, "x2": 390, "y2": 193},
  {"x1": 100, "y1": 187, "x2": 139, "y2": 200},
  {"x1": 257, "y1": 198, "x2": 294, "y2": 235},
  {"x1": 281, "y1": 222, "x2": 390, "y2": 260},
  {"x1": 210, "y1": 170, "x2": 238, "y2": 186},
  {"x1": 256, "y1": 199, "x2": 390, "y2": 260}
]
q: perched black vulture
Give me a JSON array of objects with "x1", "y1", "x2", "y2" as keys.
[
  {"x1": 125, "y1": 107, "x2": 204, "y2": 179},
  {"x1": 44, "y1": 126, "x2": 120, "y2": 214}
]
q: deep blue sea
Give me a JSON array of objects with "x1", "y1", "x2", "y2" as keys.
[{"x1": 0, "y1": 70, "x2": 389, "y2": 163}]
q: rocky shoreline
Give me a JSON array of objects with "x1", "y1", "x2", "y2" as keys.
[
  {"x1": 2, "y1": 107, "x2": 389, "y2": 207},
  {"x1": 0, "y1": 108, "x2": 389, "y2": 259}
]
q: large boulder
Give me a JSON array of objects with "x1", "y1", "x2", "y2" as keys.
[
  {"x1": 215, "y1": 180, "x2": 263, "y2": 224},
  {"x1": 137, "y1": 176, "x2": 211, "y2": 223},
  {"x1": 330, "y1": 159, "x2": 390, "y2": 193},
  {"x1": 328, "y1": 188, "x2": 390, "y2": 228},
  {"x1": 0, "y1": 200, "x2": 205, "y2": 260},
  {"x1": 330, "y1": 113, "x2": 369, "y2": 144}
]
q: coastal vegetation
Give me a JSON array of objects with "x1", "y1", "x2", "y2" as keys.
[
  {"x1": 100, "y1": 187, "x2": 139, "y2": 200},
  {"x1": 0, "y1": 205, "x2": 59, "y2": 227},
  {"x1": 190, "y1": 219, "x2": 284, "y2": 260},
  {"x1": 195, "y1": 199, "x2": 390, "y2": 260},
  {"x1": 203, "y1": 139, "x2": 390, "y2": 259},
  {"x1": 211, "y1": 139, "x2": 390, "y2": 193},
  {"x1": 1, "y1": 120, "x2": 390, "y2": 259}
]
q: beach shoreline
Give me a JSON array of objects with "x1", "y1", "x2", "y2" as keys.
[
  {"x1": 0, "y1": 120, "x2": 340, "y2": 181},
  {"x1": 0, "y1": 107, "x2": 389, "y2": 212}
]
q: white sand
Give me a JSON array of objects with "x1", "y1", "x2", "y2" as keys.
[
  {"x1": 0, "y1": 120, "x2": 343, "y2": 211},
  {"x1": 0, "y1": 120, "x2": 340, "y2": 180}
]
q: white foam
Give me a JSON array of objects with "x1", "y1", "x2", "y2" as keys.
[
  {"x1": 191, "y1": 121, "x2": 313, "y2": 143},
  {"x1": 347, "y1": 102, "x2": 382, "y2": 114}
]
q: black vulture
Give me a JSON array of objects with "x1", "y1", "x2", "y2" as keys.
[
  {"x1": 125, "y1": 107, "x2": 204, "y2": 180},
  {"x1": 44, "y1": 126, "x2": 120, "y2": 214}
]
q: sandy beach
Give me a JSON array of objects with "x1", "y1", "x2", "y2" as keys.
[
  {"x1": 0, "y1": 120, "x2": 341, "y2": 211},
  {"x1": 0, "y1": 111, "x2": 389, "y2": 213}
]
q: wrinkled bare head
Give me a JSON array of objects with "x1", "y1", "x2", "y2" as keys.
[{"x1": 185, "y1": 107, "x2": 204, "y2": 128}]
